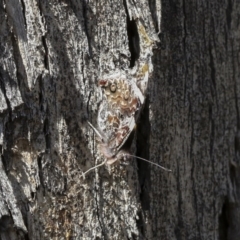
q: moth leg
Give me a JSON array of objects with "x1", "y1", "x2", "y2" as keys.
[
  {"x1": 82, "y1": 159, "x2": 107, "y2": 178},
  {"x1": 87, "y1": 121, "x2": 104, "y2": 142}
]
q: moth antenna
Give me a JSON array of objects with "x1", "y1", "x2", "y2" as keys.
[
  {"x1": 126, "y1": 154, "x2": 172, "y2": 172},
  {"x1": 82, "y1": 159, "x2": 108, "y2": 178},
  {"x1": 87, "y1": 121, "x2": 104, "y2": 142}
]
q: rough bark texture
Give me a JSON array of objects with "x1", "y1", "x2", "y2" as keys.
[{"x1": 0, "y1": 0, "x2": 239, "y2": 239}]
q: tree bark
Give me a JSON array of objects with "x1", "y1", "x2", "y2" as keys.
[{"x1": 0, "y1": 0, "x2": 239, "y2": 239}]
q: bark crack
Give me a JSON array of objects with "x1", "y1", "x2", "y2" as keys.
[
  {"x1": 38, "y1": 74, "x2": 44, "y2": 112},
  {"x1": 86, "y1": 90, "x2": 92, "y2": 118},
  {"x1": 37, "y1": 153, "x2": 45, "y2": 191},
  {"x1": 42, "y1": 36, "x2": 49, "y2": 70},
  {"x1": 43, "y1": 109, "x2": 50, "y2": 151},
  {"x1": 38, "y1": 0, "x2": 49, "y2": 70},
  {"x1": 10, "y1": 31, "x2": 28, "y2": 98},
  {"x1": 38, "y1": 0, "x2": 43, "y2": 17},
  {"x1": 82, "y1": 0, "x2": 92, "y2": 58},
  {"x1": 231, "y1": 38, "x2": 240, "y2": 163},
  {"x1": 175, "y1": 158, "x2": 184, "y2": 237},
  {"x1": 135, "y1": 98, "x2": 151, "y2": 237},
  {"x1": 0, "y1": 74, "x2": 12, "y2": 119},
  {"x1": 20, "y1": 0, "x2": 27, "y2": 29},
  {"x1": 226, "y1": 0, "x2": 232, "y2": 30},
  {"x1": 94, "y1": 180, "x2": 105, "y2": 238},
  {"x1": 148, "y1": 0, "x2": 160, "y2": 33},
  {"x1": 219, "y1": 199, "x2": 228, "y2": 240},
  {"x1": 123, "y1": 0, "x2": 140, "y2": 68},
  {"x1": 182, "y1": 0, "x2": 188, "y2": 104},
  {"x1": 209, "y1": 41, "x2": 217, "y2": 96},
  {"x1": 208, "y1": 41, "x2": 216, "y2": 161}
]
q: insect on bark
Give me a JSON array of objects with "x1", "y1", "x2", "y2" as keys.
[
  {"x1": 82, "y1": 21, "x2": 171, "y2": 176},
  {"x1": 82, "y1": 75, "x2": 171, "y2": 177}
]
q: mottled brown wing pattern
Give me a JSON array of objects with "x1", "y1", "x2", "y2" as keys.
[
  {"x1": 98, "y1": 79, "x2": 139, "y2": 115},
  {"x1": 97, "y1": 77, "x2": 141, "y2": 164}
]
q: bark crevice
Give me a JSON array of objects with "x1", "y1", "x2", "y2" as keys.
[
  {"x1": 0, "y1": 74, "x2": 12, "y2": 118},
  {"x1": 226, "y1": 0, "x2": 232, "y2": 29},
  {"x1": 42, "y1": 36, "x2": 49, "y2": 70},
  {"x1": 136, "y1": 97, "x2": 150, "y2": 211},
  {"x1": 37, "y1": 153, "x2": 45, "y2": 192},
  {"x1": 123, "y1": 0, "x2": 140, "y2": 68},
  {"x1": 82, "y1": 0, "x2": 92, "y2": 58},
  {"x1": 43, "y1": 113, "x2": 50, "y2": 151},
  {"x1": 10, "y1": 31, "x2": 28, "y2": 97},
  {"x1": 20, "y1": 0, "x2": 27, "y2": 29},
  {"x1": 219, "y1": 199, "x2": 228, "y2": 240}
]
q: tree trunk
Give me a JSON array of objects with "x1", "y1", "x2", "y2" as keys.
[{"x1": 0, "y1": 0, "x2": 239, "y2": 239}]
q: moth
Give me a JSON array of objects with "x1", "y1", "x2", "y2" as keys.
[
  {"x1": 82, "y1": 20, "x2": 171, "y2": 176},
  {"x1": 83, "y1": 73, "x2": 171, "y2": 176}
]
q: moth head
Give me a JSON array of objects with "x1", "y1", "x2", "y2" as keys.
[
  {"x1": 98, "y1": 142, "x2": 117, "y2": 159},
  {"x1": 101, "y1": 148, "x2": 130, "y2": 165}
]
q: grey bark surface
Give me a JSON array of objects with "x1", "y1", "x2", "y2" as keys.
[{"x1": 0, "y1": 0, "x2": 239, "y2": 239}]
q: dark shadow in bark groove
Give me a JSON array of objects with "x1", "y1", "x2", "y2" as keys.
[
  {"x1": 0, "y1": 215, "x2": 14, "y2": 232},
  {"x1": 123, "y1": 0, "x2": 140, "y2": 68},
  {"x1": 148, "y1": 0, "x2": 159, "y2": 33},
  {"x1": 136, "y1": 97, "x2": 151, "y2": 211},
  {"x1": 135, "y1": 97, "x2": 151, "y2": 237},
  {"x1": 0, "y1": 73, "x2": 12, "y2": 118},
  {"x1": 37, "y1": 153, "x2": 45, "y2": 194},
  {"x1": 219, "y1": 198, "x2": 228, "y2": 240},
  {"x1": 228, "y1": 163, "x2": 240, "y2": 240}
]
